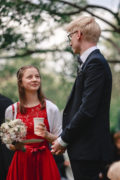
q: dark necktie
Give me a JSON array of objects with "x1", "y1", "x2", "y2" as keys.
[{"x1": 77, "y1": 55, "x2": 83, "y2": 74}]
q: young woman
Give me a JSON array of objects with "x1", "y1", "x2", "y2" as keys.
[{"x1": 5, "y1": 65, "x2": 62, "y2": 180}]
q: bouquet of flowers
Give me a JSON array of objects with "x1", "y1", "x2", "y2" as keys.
[{"x1": 0, "y1": 119, "x2": 27, "y2": 145}]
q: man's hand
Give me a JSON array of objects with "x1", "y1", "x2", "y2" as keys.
[{"x1": 51, "y1": 139, "x2": 66, "y2": 155}]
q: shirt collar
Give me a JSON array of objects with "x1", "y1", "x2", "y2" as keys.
[{"x1": 80, "y1": 46, "x2": 98, "y2": 64}]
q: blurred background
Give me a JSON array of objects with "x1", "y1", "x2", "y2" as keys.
[{"x1": 0, "y1": 0, "x2": 120, "y2": 132}]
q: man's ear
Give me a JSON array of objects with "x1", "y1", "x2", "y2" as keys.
[{"x1": 77, "y1": 30, "x2": 82, "y2": 40}]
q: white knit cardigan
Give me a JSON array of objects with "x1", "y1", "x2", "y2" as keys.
[{"x1": 5, "y1": 99, "x2": 62, "y2": 137}]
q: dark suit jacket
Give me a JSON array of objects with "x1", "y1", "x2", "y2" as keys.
[
  {"x1": 0, "y1": 94, "x2": 14, "y2": 180},
  {"x1": 61, "y1": 49, "x2": 113, "y2": 161}
]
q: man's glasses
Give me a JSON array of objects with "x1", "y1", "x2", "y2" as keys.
[{"x1": 67, "y1": 31, "x2": 77, "y2": 42}]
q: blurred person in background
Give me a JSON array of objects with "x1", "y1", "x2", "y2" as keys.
[
  {"x1": 107, "y1": 161, "x2": 120, "y2": 180},
  {"x1": 53, "y1": 154, "x2": 67, "y2": 180},
  {"x1": 113, "y1": 131, "x2": 120, "y2": 161},
  {"x1": 63, "y1": 151, "x2": 74, "y2": 180},
  {"x1": 0, "y1": 94, "x2": 14, "y2": 180}
]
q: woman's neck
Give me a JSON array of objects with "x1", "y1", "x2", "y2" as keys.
[{"x1": 24, "y1": 91, "x2": 40, "y2": 107}]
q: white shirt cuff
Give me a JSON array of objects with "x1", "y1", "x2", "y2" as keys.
[
  {"x1": 57, "y1": 137, "x2": 68, "y2": 147},
  {"x1": 6, "y1": 144, "x2": 11, "y2": 149}
]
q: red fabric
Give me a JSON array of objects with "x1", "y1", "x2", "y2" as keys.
[
  {"x1": 6, "y1": 103, "x2": 60, "y2": 180},
  {"x1": 12, "y1": 104, "x2": 14, "y2": 118}
]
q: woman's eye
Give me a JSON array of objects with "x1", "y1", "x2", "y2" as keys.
[
  {"x1": 36, "y1": 75, "x2": 40, "y2": 78},
  {"x1": 27, "y1": 76, "x2": 32, "y2": 79}
]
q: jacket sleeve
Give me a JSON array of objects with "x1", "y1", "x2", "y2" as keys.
[{"x1": 61, "y1": 59, "x2": 106, "y2": 143}]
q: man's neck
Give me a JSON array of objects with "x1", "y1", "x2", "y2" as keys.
[{"x1": 80, "y1": 41, "x2": 97, "y2": 55}]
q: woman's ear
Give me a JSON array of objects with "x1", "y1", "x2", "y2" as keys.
[{"x1": 20, "y1": 82, "x2": 24, "y2": 88}]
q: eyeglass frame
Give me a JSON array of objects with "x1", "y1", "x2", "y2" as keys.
[{"x1": 67, "y1": 31, "x2": 78, "y2": 42}]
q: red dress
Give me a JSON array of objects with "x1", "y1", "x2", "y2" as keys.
[{"x1": 6, "y1": 103, "x2": 60, "y2": 180}]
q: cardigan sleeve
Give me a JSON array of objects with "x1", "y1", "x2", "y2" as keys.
[
  {"x1": 5, "y1": 105, "x2": 13, "y2": 121},
  {"x1": 46, "y1": 100, "x2": 62, "y2": 137},
  {"x1": 5, "y1": 103, "x2": 17, "y2": 121},
  {"x1": 4, "y1": 105, "x2": 13, "y2": 149}
]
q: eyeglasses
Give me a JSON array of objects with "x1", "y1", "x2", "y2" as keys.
[{"x1": 67, "y1": 31, "x2": 77, "y2": 42}]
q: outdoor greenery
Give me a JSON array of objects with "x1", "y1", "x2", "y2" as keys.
[
  {"x1": 0, "y1": 0, "x2": 120, "y2": 131},
  {"x1": 0, "y1": 57, "x2": 74, "y2": 110}
]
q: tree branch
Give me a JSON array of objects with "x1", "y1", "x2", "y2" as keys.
[
  {"x1": 108, "y1": 60, "x2": 120, "y2": 64},
  {"x1": 85, "y1": 10, "x2": 120, "y2": 33},
  {"x1": 102, "y1": 29, "x2": 117, "y2": 33},
  {"x1": 0, "y1": 48, "x2": 65, "y2": 59},
  {"x1": 85, "y1": 4, "x2": 118, "y2": 16},
  {"x1": 60, "y1": 0, "x2": 119, "y2": 18},
  {"x1": 58, "y1": 1, "x2": 120, "y2": 33},
  {"x1": 101, "y1": 35, "x2": 120, "y2": 54},
  {"x1": 0, "y1": 47, "x2": 120, "y2": 64}
]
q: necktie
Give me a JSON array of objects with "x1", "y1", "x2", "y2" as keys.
[{"x1": 77, "y1": 56, "x2": 83, "y2": 74}]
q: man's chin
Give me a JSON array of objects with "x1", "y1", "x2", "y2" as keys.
[
  {"x1": 73, "y1": 49, "x2": 79, "y2": 54},
  {"x1": 71, "y1": 47, "x2": 79, "y2": 54}
]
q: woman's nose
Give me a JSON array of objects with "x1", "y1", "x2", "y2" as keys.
[{"x1": 32, "y1": 76, "x2": 37, "y2": 81}]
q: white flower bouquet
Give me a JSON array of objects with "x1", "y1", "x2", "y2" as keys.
[{"x1": 0, "y1": 119, "x2": 27, "y2": 145}]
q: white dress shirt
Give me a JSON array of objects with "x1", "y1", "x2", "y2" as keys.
[{"x1": 81, "y1": 46, "x2": 98, "y2": 65}]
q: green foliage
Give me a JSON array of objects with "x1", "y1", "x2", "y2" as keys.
[
  {"x1": 1, "y1": 82, "x2": 18, "y2": 102},
  {"x1": 42, "y1": 74, "x2": 73, "y2": 109},
  {"x1": 0, "y1": 57, "x2": 73, "y2": 110},
  {"x1": 0, "y1": 0, "x2": 120, "y2": 131},
  {"x1": 110, "y1": 97, "x2": 120, "y2": 132},
  {"x1": 102, "y1": 25, "x2": 120, "y2": 132}
]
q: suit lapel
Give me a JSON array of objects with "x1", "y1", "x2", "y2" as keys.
[
  {"x1": 64, "y1": 49, "x2": 100, "y2": 113},
  {"x1": 64, "y1": 70, "x2": 83, "y2": 113}
]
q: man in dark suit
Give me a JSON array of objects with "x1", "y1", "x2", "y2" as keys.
[
  {"x1": 52, "y1": 16, "x2": 113, "y2": 180},
  {"x1": 0, "y1": 94, "x2": 14, "y2": 180}
]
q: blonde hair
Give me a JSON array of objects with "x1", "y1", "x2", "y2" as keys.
[
  {"x1": 107, "y1": 161, "x2": 120, "y2": 180},
  {"x1": 66, "y1": 16, "x2": 101, "y2": 43}
]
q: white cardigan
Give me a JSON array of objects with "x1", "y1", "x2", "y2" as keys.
[{"x1": 5, "y1": 100, "x2": 62, "y2": 137}]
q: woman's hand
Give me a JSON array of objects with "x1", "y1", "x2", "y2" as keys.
[
  {"x1": 9, "y1": 144, "x2": 16, "y2": 151},
  {"x1": 36, "y1": 122, "x2": 57, "y2": 143},
  {"x1": 9, "y1": 142, "x2": 25, "y2": 151},
  {"x1": 35, "y1": 122, "x2": 48, "y2": 138}
]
